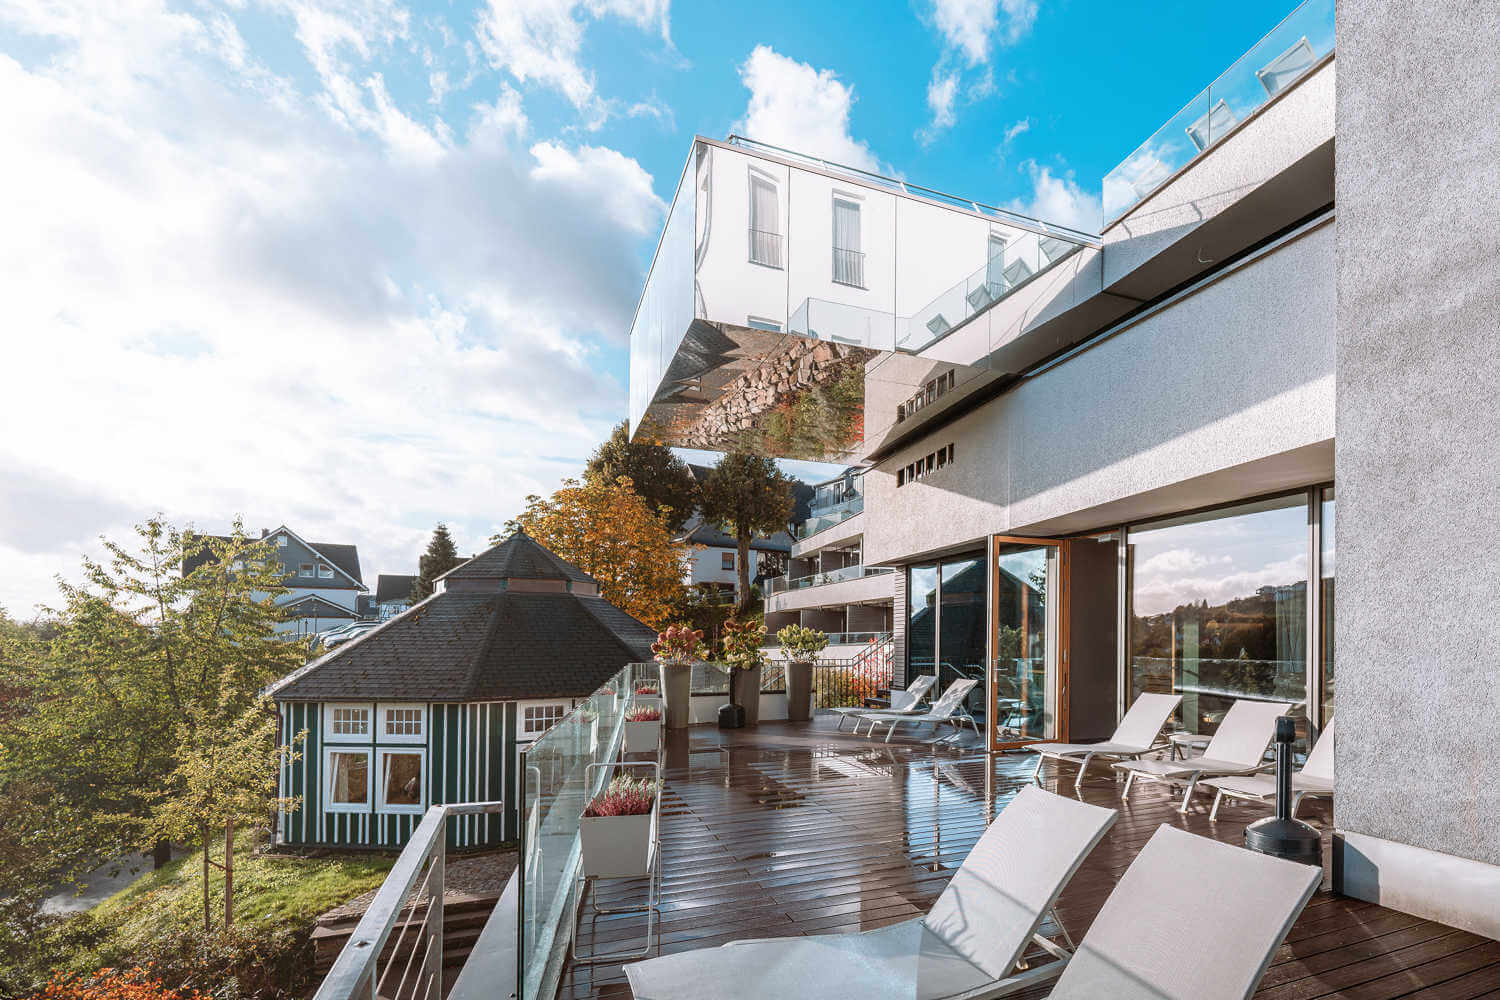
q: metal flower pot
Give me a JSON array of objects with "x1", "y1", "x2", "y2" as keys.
[
  {"x1": 659, "y1": 662, "x2": 693, "y2": 730},
  {"x1": 786, "y1": 660, "x2": 814, "y2": 722},
  {"x1": 731, "y1": 664, "x2": 763, "y2": 727}
]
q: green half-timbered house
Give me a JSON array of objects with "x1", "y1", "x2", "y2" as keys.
[{"x1": 267, "y1": 530, "x2": 656, "y2": 850}]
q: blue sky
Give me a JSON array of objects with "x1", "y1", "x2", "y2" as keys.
[{"x1": 0, "y1": 0, "x2": 1301, "y2": 615}]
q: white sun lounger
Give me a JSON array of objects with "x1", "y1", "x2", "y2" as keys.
[
  {"x1": 624, "y1": 785, "x2": 1119, "y2": 1000},
  {"x1": 1047, "y1": 825, "x2": 1320, "y2": 999},
  {"x1": 860, "y1": 677, "x2": 979, "y2": 742},
  {"x1": 830, "y1": 673, "x2": 937, "y2": 731},
  {"x1": 1204, "y1": 717, "x2": 1335, "y2": 821},
  {"x1": 1112, "y1": 698, "x2": 1292, "y2": 812},
  {"x1": 1031, "y1": 692, "x2": 1182, "y2": 791}
]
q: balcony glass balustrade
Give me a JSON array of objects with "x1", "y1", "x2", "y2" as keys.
[
  {"x1": 766, "y1": 563, "x2": 894, "y2": 595},
  {"x1": 797, "y1": 494, "x2": 864, "y2": 540},
  {"x1": 1102, "y1": 0, "x2": 1334, "y2": 224}
]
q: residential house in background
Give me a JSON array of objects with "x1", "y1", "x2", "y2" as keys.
[
  {"x1": 674, "y1": 464, "x2": 808, "y2": 604},
  {"x1": 265, "y1": 529, "x2": 656, "y2": 849},
  {"x1": 373, "y1": 573, "x2": 418, "y2": 619},
  {"x1": 184, "y1": 525, "x2": 366, "y2": 637}
]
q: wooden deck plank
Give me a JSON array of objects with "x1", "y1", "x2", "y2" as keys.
[{"x1": 553, "y1": 719, "x2": 1496, "y2": 999}]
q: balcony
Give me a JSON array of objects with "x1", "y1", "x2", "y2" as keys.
[
  {"x1": 796, "y1": 494, "x2": 864, "y2": 540},
  {"x1": 765, "y1": 562, "x2": 893, "y2": 595},
  {"x1": 1102, "y1": 0, "x2": 1334, "y2": 225},
  {"x1": 627, "y1": 135, "x2": 1094, "y2": 462}
]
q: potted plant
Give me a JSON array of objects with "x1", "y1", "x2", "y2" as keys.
[
  {"x1": 580, "y1": 775, "x2": 659, "y2": 878},
  {"x1": 575, "y1": 707, "x2": 600, "y2": 755},
  {"x1": 722, "y1": 618, "x2": 768, "y2": 727},
  {"x1": 777, "y1": 624, "x2": 828, "y2": 722},
  {"x1": 633, "y1": 681, "x2": 662, "y2": 716},
  {"x1": 624, "y1": 705, "x2": 663, "y2": 753},
  {"x1": 652, "y1": 623, "x2": 705, "y2": 730}
]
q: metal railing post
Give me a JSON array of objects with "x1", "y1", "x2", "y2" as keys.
[{"x1": 426, "y1": 836, "x2": 445, "y2": 1000}]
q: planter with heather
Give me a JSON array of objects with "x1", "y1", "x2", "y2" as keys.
[
  {"x1": 777, "y1": 624, "x2": 828, "y2": 722},
  {"x1": 651, "y1": 623, "x2": 705, "y2": 730},
  {"x1": 580, "y1": 775, "x2": 659, "y2": 878},
  {"x1": 633, "y1": 681, "x2": 662, "y2": 714},
  {"x1": 624, "y1": 705, "x2": 663, "y2": 753},
  {"x1": 722, "y1": 619, "x2": 768, "y2": 727}
]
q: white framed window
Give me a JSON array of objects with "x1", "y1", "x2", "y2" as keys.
[
  {"x1": 748, "y1": 170, "x2": 782, "y2": 268},
  {"x1": 277, "y1": 534, "x2": 288, "y2": 548},
  {"x1": 324, "y1": 703, "x2": 373, "y2": 742},
  {"x1": 832, "y1": 196, "x2": 864, "y2": 287},
  {"x1": 721, "y1": 551, "x2": 735, "y2": 571},
  {"x1": 520, "y1": 701, "x2": 569, "y2": 739},
  {"x1": 324, "y1": 747, "x2": 372, "y2": 813},
  {"x1": 380, "y1": 703, "x2": 426, "y2": 744},
  {"x1": 317, "y1": 563, "x2": 334, "y2": 579},
  {"x1": 376, "y1": 748, "x2": 425, "y2": 814},
  {"x1": 299, "y1": 563, "x2": 314, "y2": 577}
]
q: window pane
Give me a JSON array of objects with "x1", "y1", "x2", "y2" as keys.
[
  {"x1": 383, "y1": 753, "x2": 422, "y2": 807},
  {"x1": 330, "y1": 751, "x2": 368, "y2": 804},
  {"x1": 1320, "y1": 488, "x2": 1335, "y2": 725},
  {"x1": 907, "y1": 565, "x2": 939, "y2": 677},
  {"x1": 1128, "y1": 494, "x2": 1309, "y2": 736},
  {"x1": 939, "y1": 557, "x2": 987, "y2": 676}
]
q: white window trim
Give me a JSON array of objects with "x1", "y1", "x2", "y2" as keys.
[
  {"x1": 324, "y1": 702, "x2": 374, "y2": 743},
  {"x1": 378, "y1": 702, "x2": 427, "y2": 744},
  {"x1": 375, "y1": 747, "x2": 426, "y2": 815},
  {"x1": 317, "y1": 563, "x2": 334, "y2": 579},
  {"x1": 323, "y1": 746, "x2": 373, "y2": 814},
  {"x1": 747, "y1": 167, "x2": 783, "y2": 269},
  {"x1": 277, "y1": 534, "x2": 288, "y2": 547},
  {"x1": 518, "y1": 699, "x2": 571, "y2": 739},
  {"x1": 299, "y1": 563, "x2": 315, "y2": 577}
]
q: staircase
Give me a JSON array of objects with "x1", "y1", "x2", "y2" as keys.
[{"x1": 311, "y1": 891, "x2": 502, "y2": 994}]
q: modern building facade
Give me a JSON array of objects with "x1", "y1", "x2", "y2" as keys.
[{"x1": 629, "y1": 0, "x2": 1500, "y2": 946}]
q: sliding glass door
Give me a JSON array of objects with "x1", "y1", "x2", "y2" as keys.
[{"x1": 991, "y1": 537, "x2": 1067, "y2": 750}]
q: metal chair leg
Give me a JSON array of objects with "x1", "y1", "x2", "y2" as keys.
[
  {"x1": 1178, "y1": 773, "x2": 1202, "y2": 813},
  {"x1": 1121, "y1": 770, "x2": 1136, "y2": 799},
  {"x1": 1210, "y1": 789, "x2": 1225, "y2": 821},
  {"x1": 1073, "y1": 752, "x2": 1096, "y2": 792}
]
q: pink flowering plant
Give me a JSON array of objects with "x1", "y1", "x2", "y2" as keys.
[
  {"x1": 720, "y1": 618, "x2": 768, "y2": 671},
  {"x1": 625, "y1": 706, "x2": 662, "y2": 723},
  {"x1": 635, "y1": 681, "x2": 659, "y2": 695},
  {"x1": 651, "y1": 623, "x2": 706, "y2": 665},
  {"x1": 583, "y1": 775, "x2": 658, "y2": 817}
]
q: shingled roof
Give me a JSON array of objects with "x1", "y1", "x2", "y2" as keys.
[
  {"x1": 374, "y1": 573, "x2": 417, "y2": 604},
  {"x1": 269, "y1": 531, "x2": 655, "y2": 702}
]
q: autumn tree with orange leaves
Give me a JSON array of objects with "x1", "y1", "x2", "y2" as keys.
[{"x1": 500, "y1": 477, "x2": 693, "y2": 631}]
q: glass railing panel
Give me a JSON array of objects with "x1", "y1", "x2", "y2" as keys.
[
  {"x1": 627, "y1": 154, "x2": 697, "y2": 435},
  {"x1": 1102, "y1": 0, "x2": 1334, "y2": 224},
  {"x1": 768, "y1": 564, "x2": 895, "y2": 594},
  {"x1": 786, "y1": 298, "x2": 897, "y2": 351},
  {"x1": 517, "y1": 662, "x2": 656, "y2": 1000},
  {"x1": 796, "y1": 495, "x2": 865, "y2": 539}
]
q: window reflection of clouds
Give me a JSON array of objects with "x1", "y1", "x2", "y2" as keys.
[{"x1": 1131, "y1": 502, "x2": 1307, "y2": 616}]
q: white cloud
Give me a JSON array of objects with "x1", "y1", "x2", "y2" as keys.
[
  {"x1": 1133, "y1": 554, "x2": 1308, "y2": 616},
  {"x1": 0, "y1": 1, "x2": 666, "y2": 616},
  {"x1": 920, "y1": 0, "x2": 1039, "y2": 137},
  {"x1": 1003, "y1": 117, "x2": 1030, "y2": 142},
  {"x1": 917, "y1": 69, "x2": 958, "y2": 146},
  {"x1": 476, "y1": 0, "x2": 671, "y2": 126},
  {"x1": 735, "y1": 45, "x2": 880, "y2": 172},
  {"x1": 1006, "y1": 159, "x2": 1102, "y2": 233}
]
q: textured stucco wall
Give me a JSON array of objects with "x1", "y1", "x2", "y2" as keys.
[
  {"x1": 864, "y1": 222, "x2": 1336, "y2": 566},
  {"x1": 1334, "y1": 0, "x2": 1500, "y2": 868}
]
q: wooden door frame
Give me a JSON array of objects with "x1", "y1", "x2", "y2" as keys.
[{"x1": 988, "y1": 535, "x2": 1071, "y2": 752}]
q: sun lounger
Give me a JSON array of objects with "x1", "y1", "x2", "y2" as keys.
[
  {"x1": 1031, "y1": 692, "x2": 1182, "y2": 790},
  {"x1": 624, "y1": 785, "x2": 1118, "y2": 1000},
  {"x1": 1204, "y1": 717, "x2": 1335, "y2": 821},
  {"x1": 860, "y1": 677, "x2": 979, "y2": 742},
  {"x1": 1113, "y1": 699, "x2": 1292, "y2": 812},
  {"x1": 830, "y1": 673, "x2": 937, "y2": 731}
]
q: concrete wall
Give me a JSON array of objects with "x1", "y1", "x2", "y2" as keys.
[
  {"x1": 864, "y1": 219, "x2": 1336, "y2": 566},
  {"x1": 1332, "y1": 0, "x2": 1500, "y2": 936}
]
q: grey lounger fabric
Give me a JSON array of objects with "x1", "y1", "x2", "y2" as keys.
[
  {"x1": 624, "y1": 785, "x2": 1118, "y2": 1000},
  {"x1": 1031, "y1": 692, "x2": 1182, "y2": 790},
  {"x1": 831, "y1": 673, "x2": 937, "y2": 730},
  {"x1": 1203, "y1": 717, "x2": 1335, "y2": 820},
  {"x1": 1113, "y1": 698, "x2": 1292, "y2": 812},
  {"x1": 861, "y1": 678, "x2": 979, "y2": 742},
  {"x1": 1048, "y1": 825, "x2": 1320, "y2": 1000}
]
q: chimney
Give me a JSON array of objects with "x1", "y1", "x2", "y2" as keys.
[{"x1": 260, "y1": 528, "x2": 269, "y2": 538}]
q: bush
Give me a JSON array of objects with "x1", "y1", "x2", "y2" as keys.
[
  {"x1": 27, "y1": 966, "x2": 206, "y2": 1000},
  {"x1": 583, "y1": 777, "x2": 657, "y2": 818}
]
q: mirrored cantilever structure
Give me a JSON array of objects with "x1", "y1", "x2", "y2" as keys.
[{"x1": 628, "y1": 136, "x2": 1099, "y2": 463}]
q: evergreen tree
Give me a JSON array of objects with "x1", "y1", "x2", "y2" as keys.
[
  {"x1": 583, "y1": 421, "x2": 699, "y2": 530},
  {"x1": 699, "y1": 453, "x2": 795, "y2": 615},
  {"x1": 410, "y1": 522, "x2": 463, "y2": 604}
]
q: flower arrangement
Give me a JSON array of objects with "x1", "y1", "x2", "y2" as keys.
[
  {"x1": 635, "y1": 682, "x2": 659, "y2": 695},
  {"x1": 720, "y1": 618, "x2": 768, "y2": 671},
  {"x1": 777, "y1": 623, "x2": 828, "y2": 663},
  {"x1": 652, "y1": 622, "x2": 706, "y2": 664},
  {"x1": 625, "y1": 706, "x2": 662, "y2": 723},
  {"x1": 582, "y1": 775, "x2": 658, "y2": 817}
]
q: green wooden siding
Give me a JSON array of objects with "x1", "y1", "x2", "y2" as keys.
[{"x1": 278, "y1": 700, "x2": 516, "y2": 850}]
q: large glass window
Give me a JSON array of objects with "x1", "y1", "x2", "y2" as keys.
[
  {"x1": 378, "y1": 749, "x2": 424, "y2": 813},
  {"x1": 326, "y1": 749, "x2": 370, "y2": 812},
  {"x1": 907, "y1": 565, "x2": 939, "y2": 677},
  {"x1": 1320, "y1": 488, "x2": 1335, "y2": 725},
  {"x1": 1128, "y1": 494, "x2": 1309, "y2": 736},
  {"x1": 939, "y1": 557, "x2": 987, "y2": 677}
]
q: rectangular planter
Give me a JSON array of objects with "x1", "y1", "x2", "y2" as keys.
[
  {"x1": 633, "y1": 695, "x2": 662, "y2": 714},
  {"x1": 624, "y1": 719, "x2": 661, "y2": 754},
  {"x1": 579, "y1": 801, "x2": 658, "y2": 878}
]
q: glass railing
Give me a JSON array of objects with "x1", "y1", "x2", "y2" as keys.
[
  {"x1": 518, "y1": 662, "x2": 658, "y2": 1000},
  {"x1": 1102, "y1": 0, "x2": 1334, "y2": 224},
  {"x1": 797, "y1": 495, "x2": 865, "y2": 539},
  {"x1": 766, "y1": 564, "x2": 895, "y2": 595}
]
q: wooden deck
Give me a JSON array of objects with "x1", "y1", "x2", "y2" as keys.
[{"x1": 560, "y1": 718, "x2": 1500, "y2": 999}]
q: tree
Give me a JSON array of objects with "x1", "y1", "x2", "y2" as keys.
[
  {"x1": 501, "y1": 477, "x2": 691, "y2": 630},
  {"x1": 409, "y1": 523, "x2": 463, "y2": 604},
  {"x1": 583, "y1": 421, "x2": 699, "y2": 530},
  {"x1": 4, "y1": 519, "x2": 303, "y2": 941},
  {"x1": 699, "y1": 453, "x2": 795, "y2": 615}
]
